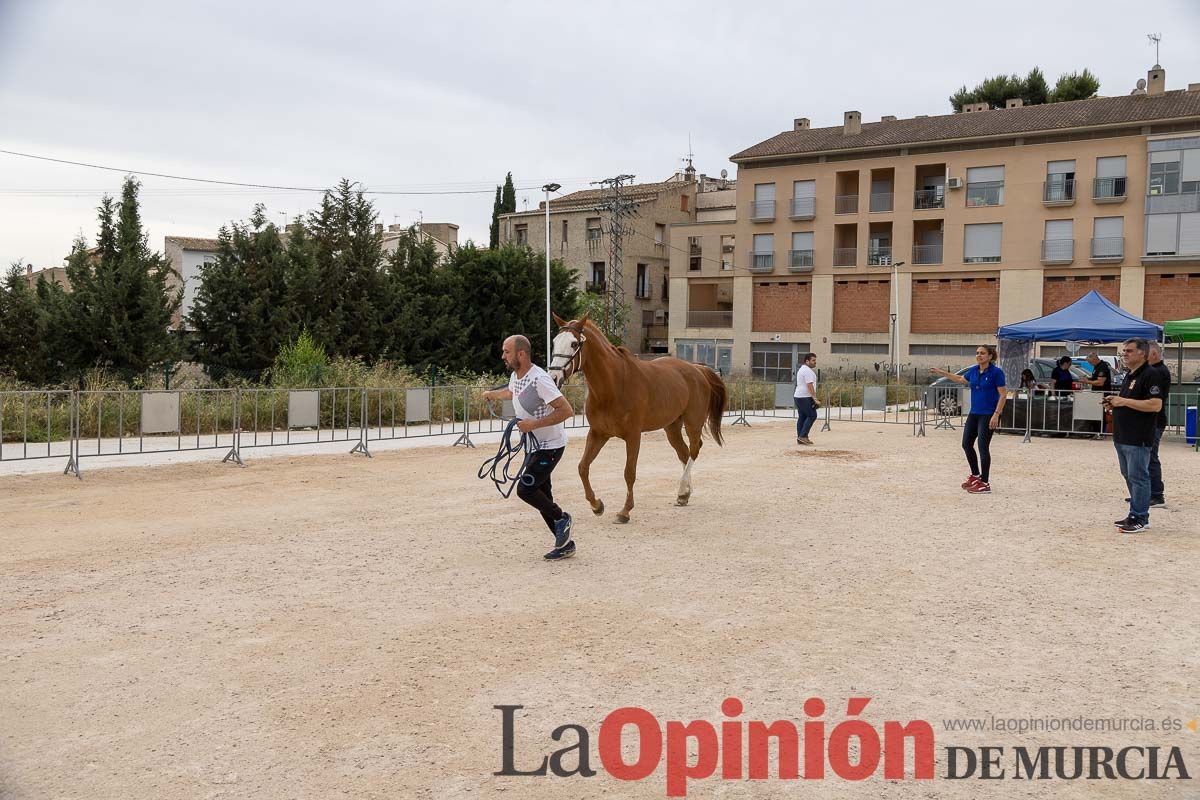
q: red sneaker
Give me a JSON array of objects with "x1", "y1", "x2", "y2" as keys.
[
  {"x1": 961, "y1": 475, "x2": 981, "y2": 490},
  {"x1": 967, "y1": 481, "x2": 992, "y2": 494}
]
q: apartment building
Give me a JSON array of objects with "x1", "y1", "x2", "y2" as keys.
[
  {"x1": 670, "y1": 65, "x2": 1200, "y2": 379},
  {"x1": 499, "y1": 168, "x2": 733, "y2": 353}
]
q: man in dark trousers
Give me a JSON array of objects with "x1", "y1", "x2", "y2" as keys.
[
  {"x1": 482, "y1": 335, "x2": 577, "y2": 560},
  {"x1": 1105, "y1": 338, "x2": 1167, "y2": 534}
]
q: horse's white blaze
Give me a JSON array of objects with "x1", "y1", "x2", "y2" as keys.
[
  {"x1": 547, "y1": 330, "x2": 578, "y2": 386},
  {"x1": 677, "y1": 457, "x2": 694, "y2": 496}
]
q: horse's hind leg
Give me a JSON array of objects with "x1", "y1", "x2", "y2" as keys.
[
  {"x1": 615, "y1": 433, "x2": 641, "y2": 524},
  {"x1": 664, "y1": 420, "x2": 693, "y2": 506},
  {"x1": 578, "y1": 429, "x2": 610, "y2": 515}
]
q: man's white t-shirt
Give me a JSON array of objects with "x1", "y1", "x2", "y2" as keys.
[
  {"x1": 509, "y1": 364, "x2": 567, "y2": 450},
  {"x1": 794, "y1": 364, "x2": 817, "y2": 399}
]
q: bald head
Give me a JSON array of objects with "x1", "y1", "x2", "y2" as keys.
[{"x1": 501, "y1": 335, "x2": 533, "y2": 372}]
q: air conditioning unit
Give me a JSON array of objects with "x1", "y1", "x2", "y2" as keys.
[
  {"x1": 947, "y1": 177, "x2": 964, "y2": 189},
  {"x1": 654, "y1": 309, "x2": 666, "y2": 323}
]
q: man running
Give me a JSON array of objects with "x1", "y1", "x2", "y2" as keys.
[{"x1": 482, "y1": 335, "x2": 577, "y2": 560}]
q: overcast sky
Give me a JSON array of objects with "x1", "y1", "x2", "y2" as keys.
[{"x1": 2, "y1": 0, "x2": 1198, "y2": 268}]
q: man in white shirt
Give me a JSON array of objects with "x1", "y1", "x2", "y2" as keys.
[
  {"x1": 793, "y1": 352, "x2": 819, "y2": 445},
  {"x1": 482, "y1": 335, "x2": 577, "y2": 560}
]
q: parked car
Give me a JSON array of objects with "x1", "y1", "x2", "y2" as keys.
[{"x1": 923, "y1": 359, "x2": 1089, "y2": 417}]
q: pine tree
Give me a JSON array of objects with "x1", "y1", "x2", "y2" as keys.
[
  {"x1": 489, "y1": 185, "x2": 502, "y2": 249},
  {"x1": 0, "y1": 265, "x2": 66, "y2": 384},
  {"x1": 305, "y1": 179, "x2": 388, "y2": 360},
  {"x1": 950, "y1": 67, "x2": 1098, "y2": 111},
  {"x1": 381, "y1": 228, "x2": 467, "y2": 373},
  {"x1": 186, "y1": 226, "x2": 251, "y2": 378},
  {"x1": 187, "y1": 206, "x2": 292, "y2": 379},
  {"x1": 1049, "y1": 69, "x2": 1100, "y2": 103},
  {"x1": 447, "y1": 243, "x2": 579, "y2": 371},
  {"x1": 64, "y1": 179, "x2": 180, "y2": 380}
]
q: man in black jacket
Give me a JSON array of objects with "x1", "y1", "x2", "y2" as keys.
[{"x1": 1105, "y1": 338, "x2": 1168, "y2": 534}]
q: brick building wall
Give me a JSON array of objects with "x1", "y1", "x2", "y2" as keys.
[
  {"x1": 832, "y1": 279, "x2": 890, "y2": 333},
  {"x1": 751, "y1": 281, "x2": 812, "y2": 331},
  {"x1": 1142, "y1": 272, "x2": 1200, "y2": 324},
  {"x1": 910, "y1": 277, "x2": 1000, "y2": 333},
  {"x1": 1042, "y1": 275, "x2": 1120, "y2": 315}
]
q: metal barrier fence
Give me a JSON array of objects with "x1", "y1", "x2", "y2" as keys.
[
  {"x1": 1, "y1": 384, "x2": 598, "y2": 478},
  {"x1": 4, "y1": 381, "x2": 1196, "y2": 478},
  {"x1": 720, "y1": 380, "x2": 1200, "y2": 448}
]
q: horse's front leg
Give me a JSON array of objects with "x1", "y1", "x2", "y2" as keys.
[
  {"x1": 615, "y1": 433, "x2": 641, "y2": 524},
  {"x1": 578, "y1": 429, "x2": 610, "y2": 515}
]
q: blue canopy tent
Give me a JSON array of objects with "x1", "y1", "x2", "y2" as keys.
[
  {"x1": 996, "y1": 290, "x2": 1162, "y2": 343},
  {"x1": 995, "y1": 291, "x2": 1162, "y2": 391}
]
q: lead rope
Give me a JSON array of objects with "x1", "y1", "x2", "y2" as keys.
[{"x1": 477, "y1": 404, "x2": 541, "y2": 498}]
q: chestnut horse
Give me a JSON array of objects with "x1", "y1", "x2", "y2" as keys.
[{"x1": 548, "y1": 313, "x2": 727, "y2": 523}]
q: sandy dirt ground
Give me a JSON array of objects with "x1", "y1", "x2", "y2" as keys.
[{"x1": 1, "y1": 420, "x2": 1197, "y2": 799}]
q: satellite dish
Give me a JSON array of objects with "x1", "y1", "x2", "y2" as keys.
[
  {"x1": 1137, "y1": 78, "x2": 1147, "y2": 89},
  {"x1": 720, "y1": 169, "x2": 728, "y2": 179}
]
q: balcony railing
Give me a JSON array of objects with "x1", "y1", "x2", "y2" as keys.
[
  {"x1": 788, "y1": 249, "x2": 814, "y2": 272},
  {"x1": 789, "y1": 197, "x2": 816, "y2": 219},
  {"x1": 1093, "y1": 176, "x2": 1127, "y2": 202},
  {"x1": 687, "y1": 310, "x2": 733, "y2": 328},
  {"x1": 1040, "y1": 239, "x2": 1074, "y2": 263},
  {"x1": 834, "y1": 194, "x2": 859, "y2": 214},
  {"x1": 748, "y1": 251, "x2": 775, "y2": 272},
  {"x1": 585, "y1": 280, "x2": 607, "y2": 293},
  {"x1": 750, "y1": 200, "x2": 776, "y2": 221},
  {"x1": 1043, "y1": 178, "x2": 1075, "y2": 205},
  {"x1": 869, "y1": 192, "x2": 894, "y2": 213},
  {"x1": 1145, "y1": 192, "x2": 1200, "y2": 214},
  {"x1": 913, "y1": 189, "x2": 945, "y2": 209},
  {"x1": 966, "y1": 182, "x2": 1004, "y2": 207},
  {"x1": 1091, "y1": 236, "x2": 1125, "y2": 261},
  {"x1": 688, "y1": 243, "x2": 701, "y2": 256},
  {"x1": 912, "y1": 244, "x2": 943, "y2": 264},
  {"x1": 833, "y1": 247, "x2": 857, "y2": 267},
  {"x1": 867, "y1": 246, "x2": 893, "y2": 266},
  {"x1": 586, "y1": 228, "x2": 602, "y2": 240}
]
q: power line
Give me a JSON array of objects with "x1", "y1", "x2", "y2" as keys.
[{"x1": 0, "y1": 148, "x2": 589, "y2": 196}]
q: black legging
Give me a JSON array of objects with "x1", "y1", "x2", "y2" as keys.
[
  {"x1": 516, "y1": 446, "x2": 566, "y2": 533},
  {"x1": 962, "y1": 414, "x2": 995, "y2": 483}
]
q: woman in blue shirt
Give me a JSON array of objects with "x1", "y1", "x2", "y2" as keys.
[{"x1": 930, "y1": 345, "x2": 1007, "y2": 494}]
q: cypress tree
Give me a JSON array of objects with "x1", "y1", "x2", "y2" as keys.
[
  {"x1": 489, "y1": 185, "x2": 502, "y2": 249},
  {"x1": 501, "y1": 172, "x2": 516, "y2": 213}
]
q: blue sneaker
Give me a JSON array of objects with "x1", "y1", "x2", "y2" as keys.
[
  {"x1": 552, "y1": 513, "x2": 573, "y2": 549},
  {"x1": 544, "y1": 540, "x2": 576, "y2": 560}
]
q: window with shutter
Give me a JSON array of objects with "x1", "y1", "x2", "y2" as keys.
[{"x1": 964, "y1": 223, "x2": 1002, "y2": 263}]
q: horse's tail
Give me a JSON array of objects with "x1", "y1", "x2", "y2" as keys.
[{"x1": 703, "y1": 367, "x2": 727, "y2": 446}]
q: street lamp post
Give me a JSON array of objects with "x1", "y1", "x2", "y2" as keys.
[
  {"x1": 890, "y1": 260, "x2": 906, "y2": 380},
  {"x1": 542, "y1": 183, "x2": 561, "y2": 365}
]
